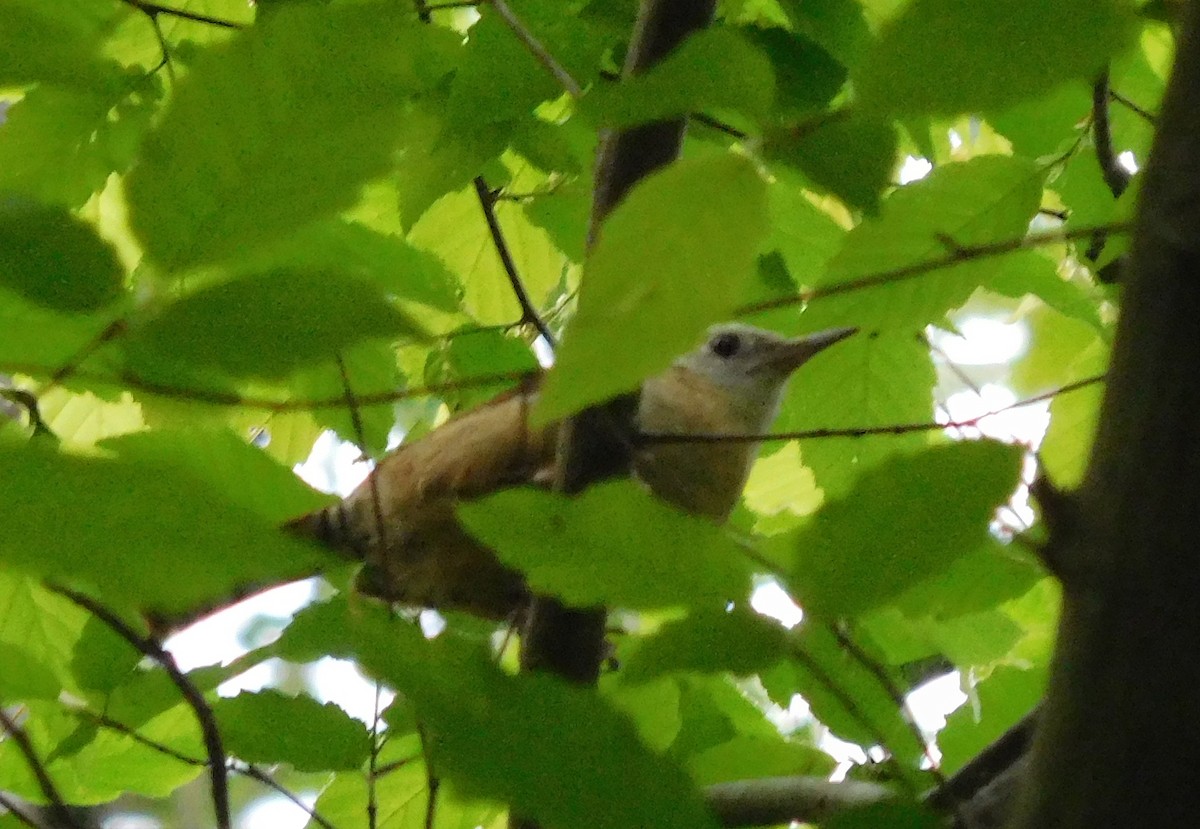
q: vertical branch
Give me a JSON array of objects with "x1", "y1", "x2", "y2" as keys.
[
  {"x1": 1011, "y1": 7, "x2": 1200, "y2": 827},
  {"x1": 518, "y1": 0, "x2": 719, "y2": 693},
  {"x1": 1091, "y1": 70, "x2": 1133, "y2": 200}
]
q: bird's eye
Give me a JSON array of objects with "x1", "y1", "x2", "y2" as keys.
[{"x1": 710, "y1": 332, "x2": 741, "y2": 358}]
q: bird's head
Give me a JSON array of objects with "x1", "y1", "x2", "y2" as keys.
[{"x1": 674, "y1": 322, "x2": 857, "y2": 422}]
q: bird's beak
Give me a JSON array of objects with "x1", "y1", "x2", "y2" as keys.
[{"x1": 769, "y1": 326, "x2": 858, "y2": 373}]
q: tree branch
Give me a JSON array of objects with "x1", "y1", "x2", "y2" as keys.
[
  {"x1": 704, "y1": 775, "x2": 896, "y2": 827},
  {"x1": 638, "y1": 374, "x2": 1105, "y2": 445},
  {"x1": 1092, "y1": 70, "x2": 1133, "y2": 200},
  {"x1": 740, "y1": 223, "x2": 1134, "y2": 315},
  {"x1": 52, "y1": 588, "x2": 231, "y2": 829},
  {"x1": 515, "y1": 2, "x2": 718, "y2": 827},
  {"x1": 0, "y1": 708, "x2": 80, "y2": 829},
  {"x1": 120, "y1": 0, "x2": 243, "y2": 30},
  {"x1": 0, "y1": 791, "x2": 47, "y2": 829},
  {"x1": 233, "y1": 763, "x2": 340, "y2": 829},
  {"x1": 488, "y1": 0, "x2": 582, "y2": 98},
  {"x1": 1009, "y1": 6, "x2": 1200, "y2": 826},
  {"x1": 472, "y1": 176, "x2": 557, "y2": 346}
]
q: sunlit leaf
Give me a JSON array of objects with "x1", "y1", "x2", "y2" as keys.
[
  {"x1": 536, "y1": 154, "x2": 768, "y2": 421},
  {"x1": 783, "y1": 440, "x2": 1024, "y2": 618},
  {"x1": 126, "y1": 3, "x2": 459, "y2": 269},
  {"x1": 459, "y1": 481, "x2": 751, "y2": 609},
  {"x1": 857, "y1": 0, "x2": 1139, "y2": 117},
  {"x1": 214, "y1": 689, "x2": 371, "y2": 771},
  {"x1": 0, "y1": 444, "x2": 329, "y2": 612},
  {"x1": 125, "y1": 269, "x2": 423, "y2": 383}
]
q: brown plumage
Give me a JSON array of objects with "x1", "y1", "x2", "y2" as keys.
[{"x1": 287, "y1": 324, "x2": 855, "y2": 620}]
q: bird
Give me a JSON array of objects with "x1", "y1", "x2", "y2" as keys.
[{"x1": 286, "y1": 322, "x2": 856, "y2": 620}]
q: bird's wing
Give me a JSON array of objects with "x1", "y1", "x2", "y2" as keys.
[{"x1": 285, "y1": 377, "x2": 557, "y2": 617}]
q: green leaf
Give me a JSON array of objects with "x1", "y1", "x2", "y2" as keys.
[
  {"x1": 0, "y1": 0, "x2": 124, "y2": 93},
  {"x1": 783, "y1": 440, "x2": 1024, "y2": 618},
  {"x1": 281, "y1": 601, "x2": 721, "y2": 829},
  {"x1": 0, "y1": 574, "x2": 90, "y2": 700},
  {"x1": 125, "y1": 3, "x2": 459, "y2": 269},
  {"x1": 458, "y1": 481, "x2": 751, "y2": 609},
  {"x1": 761, "y1": 624, "x2": 927, "y2": 771},
  {"x1": 580, "y1": 28, "x2": 775, "y2": 126},
  {"x1": 603, "y1": 676, "x2": 683, "y2": 753},
  {"x1": 0, "y1": 444, "x2": 329, "y2": 613},
  {"x1": 244, "y1": 219, "x2": 461, "y2": 312},
  {"x1": 214, "y1": 689, "x2": 371, "y2": 772},
  {"x1": 291, "y1": 338, "x2": 405, "y2": 456},
  {"x1": 536, "y1": 153, "x2": 768, "y2": 421},
  {"x1": 777, "y1": 0, "x2": 873, "y2": 69},
  {"x1": 0, "y1": 701, "x2": 203, "y2": 803},
  {"x1": 776, "y1": 330, "x2": 936, "y2": 498},
  {"x1": 801, "y1": 155, "x2": 1044, "y2": 331},
  {"x1": 100, "y1": 428, "x2": 330, "y2": 523},
  {"x1": 0, "y1": 200, "x2": 124, "y2": 313},
  {"x1": 0, "y1": 289, "x2": 116, "y2": 368},
  {"x1": 856, "y1": 0, "x2": 1138, "y2": 117},
  {"x1": 124, "y1": 269, "x2": 422, "y2": 384},
  {"x1": 0, "y1": 84, "x2": 157, "y2": 209},
  {"x1": 622, "y1": 607, "x2": 789, "y2": 682},
  {"x1": 767, "y1": 112, "x2": 897, "y2": 213},
  {"x1": 70, "y1": 616, "x2": 141, "y2": 694},
  {"x1": 937, "y1": 666, "x2": 1045, "y2": 774},
  {"x1": 447, "y1": 7, "x2": 605, "y2": 127},
  {"x1": 746, "y1": 27, "x2": 846, "y2": 115},
  {"x1": 408, "y1": 184, "x2": 565, "y2": 325},
  {"x1": 0, "y1": 648, "x2": 59, "y2": 702},
  {"x1": 890, "y1": 536, "x2": 1045, "y2": 620},
  {"x1": 987, "y1": 81, "x2": 1092, "y2": 160},
  {"x1": 688, "y1": 735, "x2": 834, "y2": 785},
  {"x1": 985, "y1": 251, "x2": 1103, "y2": 331}
]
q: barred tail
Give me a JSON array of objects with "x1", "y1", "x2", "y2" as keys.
[{"x1": 284, "y1": 501, "x2": 371, "y2": 561}]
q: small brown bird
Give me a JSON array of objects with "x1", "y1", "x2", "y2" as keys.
[{"x1": 288, "y1": 323, "x2": 855, "y2": 619}]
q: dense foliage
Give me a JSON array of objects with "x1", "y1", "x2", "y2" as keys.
[{"x1": 0, "y1": 0, "x2": 1168, "y2": 827}]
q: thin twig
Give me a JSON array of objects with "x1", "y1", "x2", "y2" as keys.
[
  {"x1": 234, "y1": 763, "x2": 339, "y2": 829},
  {"x1": 1092, "y1": 70, "x2": 1133, "y2": 199},
  {"x1": 371, "y1": 753, "x2": 421, "y2": 779},
  {"x1": 120, "y1": 0, "x2": 243, "y2": 29},
  {"x1": 691, "y1": 112, "x2": 749, "y2": 140},
  {"x1": 740, "y1": 222, "x2": 1134, "y2": 315},
  {"x1": 44, "y1": 319, "x2": 126, "y2": 391},
  {"x1": 367, "y1": 682, "x2": 384, "y2": 829},
  {"x1": 424, "y1": 0, "x2": 481, "y2": 10},
  {"x1": 488, "y1": 0, "x2": 582, "y2": 98},
  {"x1": 0, "y1": 388, "x2": 53, "y2": 438},
  {"x1": 335, "y1": 355, "x2": 390, "y2": 555},
  {"x1": 52, "y1": 588, "x2": 232, "y2": 829},
  {"x1": 416, "y1": 722, "x2": 440, "y2": 829},
  {"x1": 0, "y1": 365, "x2": 537, "y2": 413},
  {"x1": 72, "y1": 708, "x2": 204, "y2": 766},
  {"x1": 144, "y1": 11, "x2": 178, "y2": 84},
  {"x1": 784, "y1": 639, "x2": 920, "y2": 796},
  {"x1": 0, "y1": 709, "x2": 80, "y2": 829},
  {"x1": 472, "y1": 177, "x2": 557, "y2": 347},
  {"x1": 638, "y1": 374, "x2": 1106, "y2": 445},
  {"x1": 0, "y1": 791, "x2": 45, "y2": 829},
  {"x1": 829, "y1": 624, "x2": 944, "y2": 784},
  {"x1": 1109, "y1": 89, "x2": 1156, "y2": 123}
]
